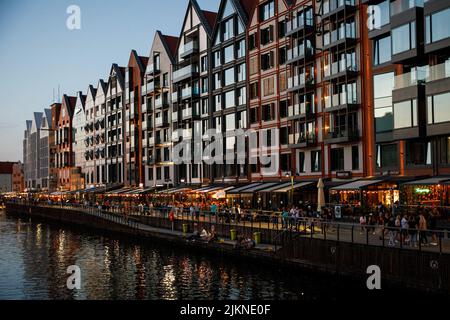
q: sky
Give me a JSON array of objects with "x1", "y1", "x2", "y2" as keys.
[{"x1": 0, "y1": 0, "x2": 220, "y2": 162}]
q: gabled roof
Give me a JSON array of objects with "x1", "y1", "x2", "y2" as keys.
[
  {"x1": 149, "y1": 31, "x2": 179, "y2": 66},
  {"x1": 87, "y1": 85, "x2": 97, "y2": 101},
  {"x1": 62, "y1": 94, "x2": 77, "y2": 118},
  {"x1": 75, "y1": 91, "x2": 86, "y2": 108},
  {"x1": 128, "y1": 50, "x2": 147, "y2": 73},
  {"x1": 247, "y1": 0, "x2": 292, "y2": 26},
  {"x1": 44, "y1": 108, "x2": 52, "y2": 127},
  {"x1": 33, "y1": 112, "x2": 43, "y2": 130},
  {"x1": 178, "y1": 0, "x2": 218, "y2": 43},
  {"x1": 26, "y1": 120, "x2": 32, "y2": 132},
  {"x1": 96, "y1": 79, "x2": 107, "y2": 96},
  {"x1": 213, "y1": 0, "x2": 258, "y2": 40},
  {"x1": 109, "y1": 63, "x2": 125, "y2": 91}
]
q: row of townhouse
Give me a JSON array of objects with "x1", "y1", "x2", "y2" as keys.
[{"x1": 22, "y1": 0, "x2": 450, "y2": 207}]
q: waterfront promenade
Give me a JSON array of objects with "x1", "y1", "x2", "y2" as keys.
[{"x1": 6, "y1": 200, "x2": 450, "y2": 254}]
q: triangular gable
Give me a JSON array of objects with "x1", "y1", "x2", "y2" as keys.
[
  {"x1": 95, "y1": 79, "x2": 107, "y2": 101},
  {"x1": 148, "y1": 31, "x2": 178, "y2": 67},
  {"x1": 74, "y1": 92, "x2": 86, "y2": 115},
  {"x1": 43, "y1": 109, "x2": 52, "y2": 128},
  {"x1": 247, "y1": 0, "x2": 290, "y2": 28},
  {"x1": 107, "y1": 64, "x2": 125, "y2": 95},
  {"x1": 128, "y1": 50, "x2": 146, "y2": 73},
  {"x1": 176, "y1": 0, "x2": 217, "y2": 55},
  {"x1": 86, "y1": 85, "x2": 97, "y2": 102},
  {"x1": 32, "y1": 112, "x2": 43, "y2": 131},
  {"x1": 61, "y1": 94, "x2": 76, "y2": 119}
]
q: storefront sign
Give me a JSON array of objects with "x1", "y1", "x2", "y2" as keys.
[
  {"x1": 415, "y1": 188, "x2": 431, "y2": 194},
  {"x1": 336, "y1": 171, "x2": 352, "y2": 179}
]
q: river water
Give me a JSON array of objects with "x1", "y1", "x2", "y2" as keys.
[{"x1": 0, "y1": 210, "x2": 417, "y2": 300}]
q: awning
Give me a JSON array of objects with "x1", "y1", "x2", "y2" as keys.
[
  {"x1": 240, "y1": 182, "x2": 279, "y2": 194},
  {"x1": 157, "y1": 186, "x2": 193, "y2": 194},
  {"x1": 227, "y1": 183, "x2": 262, "y2": 194},
  {"x1": 274, "y1": 182, "x2": 315, "y2": 193},
  {"x1": 330, "y1": 179, "x2": 385, "y2": 191},
  {"x1": 257, "y1": 182, "x2": 293, "y2": 193},
  {"x1": 403, "y1": 176, "x2": 450, "y2": 186},
  {"x1": 105, "y1": 187, "x2": 135, "y2": 195}
]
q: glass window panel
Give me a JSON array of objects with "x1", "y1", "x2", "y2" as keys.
[
  {"x1": 224, "y1": 67, "x2": 234, "y2": 86},
  {"x1": 224, "y1": 45, "x2": 234, "y2": 63},
  {"x1": 224, "y1": 90, "x2": 235, "y2": 109},
  {"x1": 430, "y1": 8, "x2": 450, "y2": 43},
  {"x1": 430, "y1": 92, "x2": 450, "y2": 124}
]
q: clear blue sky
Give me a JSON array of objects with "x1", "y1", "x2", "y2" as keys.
[{"x1": 0, "y1": 0, "x2": 220, "y2": 161}]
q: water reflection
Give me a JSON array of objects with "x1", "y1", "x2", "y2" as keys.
[{"x1": 0, "y1": 211, "x2": 392, "y2": 300}]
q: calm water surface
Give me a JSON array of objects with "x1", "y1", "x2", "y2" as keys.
[{"x1": 0, "y1": 210, "x2": 404, "y2": 300}]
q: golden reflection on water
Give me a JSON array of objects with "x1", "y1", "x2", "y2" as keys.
[{"x1": 161, "y1": 264, "x2": 177, "y2": 300}]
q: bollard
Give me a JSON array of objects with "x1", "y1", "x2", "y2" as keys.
[
  {"x1": 182, "y1": 223, "x2": 188, "y2": 234},
  {"x1": 254, "y1": 232, "x2": 261, "y2": 245},
  {"x1": 230, "y1": 229, "x2": 237, "y2": 241}
]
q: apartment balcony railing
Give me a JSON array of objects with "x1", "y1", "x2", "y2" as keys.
[
  {"x1": 146, "y1": 63, "x2": 160, "y2": 76},
  {"x1": 183, "y1": 129, "x2": 192, "y2": 139},
  {"x1": 173, "y1": 64, "x2": 199, "y2": 84},
  {"x1": 289, "y1": 132, "x2": 316, "y2": 146},
  {"x1": 426, "y1": 61, "x2": 450, "y2": 83},
  {"x1": 181, "y1": 86, "x2": 200, "y2": 100},
  {"x1": 155, "y1": 96, "x2": 169, "y2": 109},
  {"x1": 393, "y1": 68, "x2": 427, "y2": 90},
  {"x1": 323, "y1": 60, "x2": 358, "y2": 79},
  {"x1": 287, "y1": 74, "x2": 314, "y2": 91},
  {"x1": 171, "y1": 111, "x2": 178, "y2": 123},
  {"x1": 286, "y1": 44, "x2": 314, "y2": 64},
  {"x1": 288, "y1": 102, "x2": 314, "y2": 118},
  {"x1": 155, "y1": 117, "x2": 163, "y2": 127},
  {"x1": 323, "y1": 25, "x2": 356, "y2": 49},
  {"x1": 324, "y1": 92, "x2": 359, "y2": 110},
  {"x1": 322, "y1": 0, "x2": 356, "y2": 19},
  {"x1": 286, "y1": 15, "x2": 314, "y2": 36},
  {"x1": 171, "y1": 130, "x2": 179, "y2": 142},
  {"x1": 172, "y1": 92, "x2": 178, "y2": 103},
  {"x1": 325, "y1": 127, "x2": 360, "y2": 142},
  {"x1": 390, "y1": 0, "x2": 423, "y2": 17},
  {"x1": 180, "y1": 41, "x2": 199, "y2": 59}
]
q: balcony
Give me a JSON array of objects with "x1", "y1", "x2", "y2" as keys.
[
  {"x1": 180, "y1": 41, "x2": 199, "y2": 59},
  {"x1": 286, "y1": 43, "x2": 314, "y2": 64},
  {"x1": 173, "y1": 64, "x2": 199, "y2": 84},
  {"x1": 288, "y1": 102, "x2": 315, "y2": 120},
  {"x1": 285, "y1": 14, "x2": 314, "y2": 37},
  {"x1": 289, "y1": 132, "x2": 317, "y2": 148},
  {"x1": 322, "y1": 26, "x2": 357, "y2": 51},
  {"x1": 181, "y1": 86, "x2": 200, "y2": 100},
  {"x1": 172, "y1": 111, "x2": 178, "y2": 122},
  {"x1": 155, "y1": 96, "x2": 169, "y2": 109},
  {"x1": 171, "y1": 130, "x2": 179, "y2": 142},
  {"x1": 155, "y1": 117, "x2": 163, "y2": 127},
  {"x1": 321, "y1": 0, "x2": 356, "y2": 21},
  {"x1": 146, "y1": 63, "x2": 160, "y2": 76},
  {"x1": 287, "y1": 74, "x2": 314, "y2": 92},
  {"x1": 391, "y1": 0, "x2": 424, "y2": 18},
  {"x1": 393, "y1": 68, "x2": 426, "y2": 103},
  {"x1": 324, "y1": 127, "x2": 360, "y2": 143},
  {"x1": 324, "y1": 92, "x2": 359, "y2": 112},
  {"x1": 172, "y1": 92, "x2": 178, "y2": 103},
  {"x1": 323, "y1": 60, "x2": 358, "y2": 81}
]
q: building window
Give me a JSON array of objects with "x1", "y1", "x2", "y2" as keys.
[
  {"x1": 391, "y1": 22, "x2": 416, "y2": 55},
  {"x1": 222, "y1": 18, "x2": 234, "y2": 41},
  {"x1": 237, "y1": 87, "x2": 246, "y2": 106},
  {"x1": 376, "y1": 143, "x2": 398, "y2": 168},
  {"x1": 278, "y1": 20, "x2": 287, "y2": 38},
  {"x1": 280, "y1": 127, "x2": 289, "y2": 145},
  {"x1": 373, "y1": 35, "x2": 391, "y2": 66},
  {"x1": 331, "y1": 148, "x2": 344, "y2": 171},
  {"x1": 224, "y1": 67, "x2": 235, "y2": 86},
  {"x1": 224, "y1": 44, "x2": 234, "y2": 63},
  {"x1": 262, "y1": 104, "x2": 275, "y2": 121},
  {"x1": 163, "y1": 73, "x2": 169, "y2": 87},
  {"x1": 225, "y1": 113, "x2": 236, "y2": 132},
  {"x1": 201, "y1": 77, "x2": 208, "y2": 94},
  {"x1": 261, "y1": 51, "x2": 274, "y2": 70},
  {"x1": 439, "y1": 137, "x2": 450, "y2": 165},
  {"x1": 406, "y1": 140, "x2": 432, "y2": 166},
  {"x1": 262, "y1": 76, "x2": 275, "y2": 97},
  {"x1": 213, "y1": 51, "x2": 221, "y2": 68},
  {"x1": 374, "y1": 72, "x2": 394, "y2": 133},
  {"x1": 214, "y1": 94, "x2": 221, "y2": 112},
  {"x1": 250, "y1": 108, "x2": 258, "y2": 124},
  {"x1": 261, "y1": 26, "x2": 274, "y2": 45},
  {"x1": 201, "y1": 56, "x2": 208, "y2": 72},
  {"x1": 259, "y1": 0, "x2": 275, "y2": 22},
  {"x1": 426, "y1": 8, "x2": 450, "y2": 44},
  {"x1": 249, "y1": 33, "x2": 258, "y2": 50},
  {"x1": 298, "y1": 152, "x2": 305, "y2": 173},
  {"x1": 237, "y1": 110, "x2": 247, "y2": 129},
  {"x1": 427, "y1": 92, "x2": 450, "y2": 124},
  {"x1": 368, "y1": 1, "x2": 390, "y2": 30},
  {"x1": 214, "y1": 73, "x2": 221, "y2": 90},
  {"x1": 393, "y1": 99, "x2": 417, "y2": 129},
  {"x1": 236, "y1": 39, "x2": 245, "y2": 59},
  {"x1": 279, "y1": 47, "x2": 287, "y2": 65},
  {"x1": 237, "y1": 63, "x2": 246, "y2": 82},
  {"x1": 311, "y1": 150, "x2": 321, "y2": 172},
  {"x1": 224, "y1": 90, "x2": 235, "y2": 109},
  {"x1": 250, "y1": 82, "x2": 259, "y2": 100},
  {"x1": 280, "y1": 100, "x2": 288, "y2": 118},
  {"x1": 352, "y1": 145, "x2": 359, "y2": 170}
]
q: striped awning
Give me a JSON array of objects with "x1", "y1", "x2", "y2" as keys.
[
  {"x1": 330, "y1": 179, "x2": 385, "y2": 191},
  {"x1": 227, "y1": 183, "x2": 262, "y2": 194},
  {"x1": 403, "y1": 176, "x2": 450, "y2": 186},
  {"x1": 240, "y1": 182, "x2": 279, "y2": 193}
]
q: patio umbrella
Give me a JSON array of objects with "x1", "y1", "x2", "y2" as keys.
[{"x1": 317, "y1": 178, "x2": 325, "y2": 214}]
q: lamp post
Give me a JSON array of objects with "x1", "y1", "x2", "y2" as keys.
[{"x1": 286, "y1": 173, "x2": 294, "y2": 206}]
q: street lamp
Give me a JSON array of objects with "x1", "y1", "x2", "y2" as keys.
[{"x1": 285, "y1": 172, "x2": 295, "y2": 207}]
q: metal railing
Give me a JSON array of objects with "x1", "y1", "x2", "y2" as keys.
[{"x1": 6, "y1": 200, "x2": 450, "y2": 254}]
